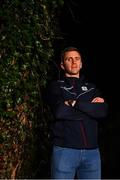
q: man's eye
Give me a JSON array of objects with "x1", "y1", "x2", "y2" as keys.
[
  {"x1": 65, "y1": 58, "x2": 71, "y2": 61},
  {"x1": 76, "y1": 57, "x2": 80, "y2": 60}
]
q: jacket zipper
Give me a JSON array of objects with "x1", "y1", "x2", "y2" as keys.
[
  {"x1": 72, "y1": 79, "x2": 89, "y2": 147},
  {"x1": 80, "y1": 120, "x2": 89, "y2": 147}
]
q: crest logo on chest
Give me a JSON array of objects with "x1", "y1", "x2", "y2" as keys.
[{"x1": 81, "y1": 86, "x2": 88, "y2": 91}]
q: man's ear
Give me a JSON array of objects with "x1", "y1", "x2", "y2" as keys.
[{"x1": 60, "y1": 62, "x2": 65, "y2": 70}]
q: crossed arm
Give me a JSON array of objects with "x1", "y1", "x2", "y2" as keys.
[
  {"x1": 47, "y1": 83, "x2": 108, "y2": 120},
  {"x1": 64, "y1": 97, "x2": 108, "y2": 119},
  {"x1": 49, "y1": 95, "x2": 108, "y2": 120},
  {"x1": 65, "y1": 97, "x2": 104, "y2": 107}
]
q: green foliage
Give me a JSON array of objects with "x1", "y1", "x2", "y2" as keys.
[{"x1": 0, "y1": 0, "x2": 64, "y2": 178}]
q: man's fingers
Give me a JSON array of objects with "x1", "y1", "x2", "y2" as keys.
[{"x1": 92, "y1": 97, "x2": 104, "y2": 103}]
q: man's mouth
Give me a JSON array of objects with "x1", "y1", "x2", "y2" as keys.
[{"x1": 72, "y1": 66, "x2": 77, "y2": 68}]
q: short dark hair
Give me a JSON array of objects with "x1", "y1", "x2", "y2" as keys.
[{"x1": 61, "y1": 47, "x2": 81, "y2": 62}]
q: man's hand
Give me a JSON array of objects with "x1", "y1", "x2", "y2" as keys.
[
  {"x1": 91, "y1": 97, "x2": 104, "y2": 103},
  {"x1": 64, "y1": 100, "x2": 76, "y2": 107}
]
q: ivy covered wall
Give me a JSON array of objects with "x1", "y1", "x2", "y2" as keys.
[{"x1": 0, "y1": 0, "x2": 64, "y2": 178}]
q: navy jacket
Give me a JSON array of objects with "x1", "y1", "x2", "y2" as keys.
[{"x1": 47, "y1": 76, "x2": 108, "y2": 149}]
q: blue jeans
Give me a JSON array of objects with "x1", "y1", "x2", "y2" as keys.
[{"x1": 51, "y1": 146, "x2": 101, "y2": 179}]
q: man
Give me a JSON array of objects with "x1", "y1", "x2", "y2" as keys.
[{"x1": 47, "y1": 47, "x2": 108, "y2": 179}]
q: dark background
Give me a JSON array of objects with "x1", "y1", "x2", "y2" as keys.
[{"x1": 53, "y1": 0, "x2": 120, "y2": 178}]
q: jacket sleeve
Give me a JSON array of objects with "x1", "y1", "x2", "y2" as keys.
[
  {"x1": 74, "y1": 86, "x2": 108, "y2": 118},
  {"x1": 74, "y1": 101, "x2": 108, "y2": 118},
  {"x1": 46, "y1": 81, "x2": 84, "y2": 121}
]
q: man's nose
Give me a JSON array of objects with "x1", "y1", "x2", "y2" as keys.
[{"x1": 72, "y1": 58, "x2": 76, "y2": 63}]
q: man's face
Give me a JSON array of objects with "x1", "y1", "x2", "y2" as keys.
[{"x1": 61, "y1": 50, "x2": 82, "y2": 78}]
